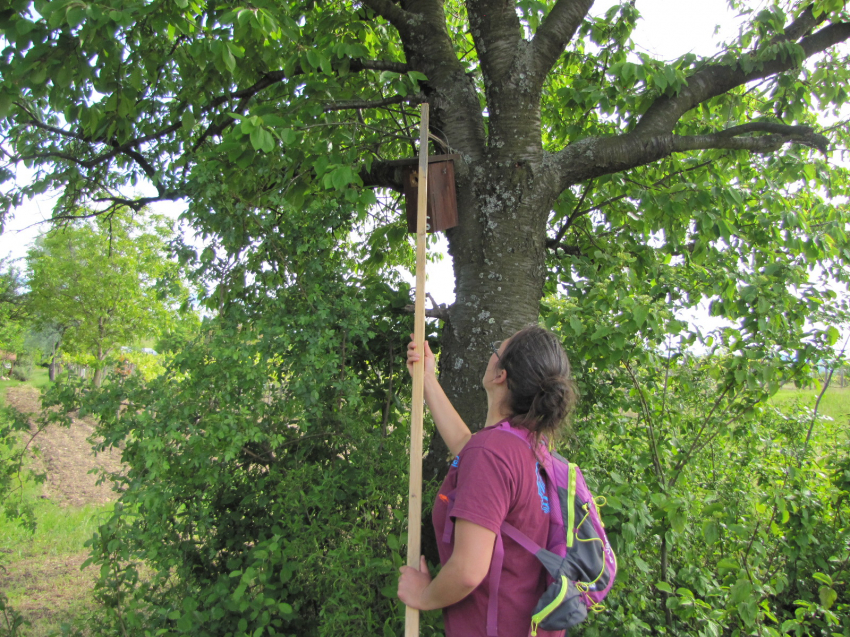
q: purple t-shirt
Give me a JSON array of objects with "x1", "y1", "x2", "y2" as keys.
[{"x1": 432, "y1": 425, "x2": 565, "y2": 637}]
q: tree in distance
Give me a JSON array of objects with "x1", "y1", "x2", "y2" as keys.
[
  {"x1": 0, "y1": 259, "x2": 28, "y2": 375},
  {"x1": 25, "y1": 211, "x2": 191, "y2": 386},
  {"x1": 2, "y1": 0, "x2": 850, "y2": 545}
]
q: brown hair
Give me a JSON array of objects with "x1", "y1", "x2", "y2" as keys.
[{"x1": 496, "y1": 326, "x2": 578, "y2": 446}]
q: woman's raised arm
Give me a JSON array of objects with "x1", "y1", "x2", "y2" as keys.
[{"x1": 406, "y1": 338, "x2": 472, "y2": 457}]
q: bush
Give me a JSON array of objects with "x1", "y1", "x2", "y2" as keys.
[
  {"x1": 9, "y1": 354, "x2": 33, "y2": 382},
  {"x1": 568, "y1": 357, "x2": 850, "y2": 637},
  {"x1": 41, "y1": 270, "x2": 442, "y2": 637}
]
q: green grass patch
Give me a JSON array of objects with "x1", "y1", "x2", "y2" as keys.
[
  {"x1": 1, "y1": 384, "x2": 107, "y2": 636},
  {"x1": 0, "y1": 484, "x2": 111, "y2": 636},
  {"x1": 0, "y1": 368, "x2": 52, "y2": 399},
  {"x1": 770, "y1": 383, "x2": 850, "y2": 424}
]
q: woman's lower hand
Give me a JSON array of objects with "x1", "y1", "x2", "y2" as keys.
[
  {"x1": 398, "y1": 556, "x2": 433, "y2": 610},
  {"x1": 407, "y1": 336, "x2": 436, "y2": 377}
]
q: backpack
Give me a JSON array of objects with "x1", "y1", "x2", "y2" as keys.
[{"x1": 440, "y1": 422, "x2": 617, "y2": 637}]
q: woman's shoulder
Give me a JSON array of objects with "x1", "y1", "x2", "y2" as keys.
[{"x1": 464, "y1": 424, "x2": 533, "y2": 458}]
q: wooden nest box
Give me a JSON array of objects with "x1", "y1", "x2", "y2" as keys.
[{"x1": 403, "y1": 155, "x2": 459, "y2": 233}]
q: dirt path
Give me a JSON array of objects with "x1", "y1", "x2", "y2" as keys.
[
  {"x1": 1, "y1": 386, "x2": 128, "y2": 631},
  {"x1": 4, "y1": 385, "x2": 124, "y2": 507}
]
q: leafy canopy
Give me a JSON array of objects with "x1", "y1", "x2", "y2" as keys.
[{"x1": 25, "y1": 210, "x2": 190, "y2": 373}]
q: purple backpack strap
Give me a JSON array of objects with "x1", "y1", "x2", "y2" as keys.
[
  {"x1": 486, "y1": 531, "x2": 504, "y2": 637},
  {"x1": 441, "y1": 492, "x2": 456, "y2": 544},
  {"x1": 501, "y1": 521, "x2": 545, "y2": 554}
]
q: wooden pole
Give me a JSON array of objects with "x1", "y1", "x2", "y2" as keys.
[{"x1": 405, "y1": 103, "x2": 429, "y2": 637}]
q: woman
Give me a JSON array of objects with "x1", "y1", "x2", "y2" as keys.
[{"x1": 398, "y1": 326, "x2": 577, "y2": 637}]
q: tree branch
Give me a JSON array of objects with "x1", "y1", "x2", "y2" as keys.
[
  {"x1": 359, "y1": 0, "x2": 415, "y2": 37},
  {"x1": 359, "y1": 160, "x2": 407, "y2": 191},
  {"x1": 323, "y1": 93, "x2": 426, "y2": 112},
  {"x1": 547, "y1": 178, "x2": 594, "y2": 247},
  {"x1": 118, "y1": 146, "x2": 159, "y2": 181},
  {"x1": 771, "y1": 4, "x2": 825, "y2": 44},
  {"x1": 467, "y1": 0, "x2": 524, "y2": 85},
  {"x1": 549, "y1": 119, "x2": 830, "y2": 192},
  {"x1": 529, "y1": 0, "x2": 594, "y2": 83},
  {"x1": 402, "y1": 303, "x2": 451, "y2": 321},
  {"x1": 90, "y1": 193, "x2": 181, "y2": 212},
  {"x1": 546, "y1": 242, "x2": 583, "y2": 256},
  {"x1": 635, "y1": 21, "x2": 850, "y2": 136},
  {"x1": 673, "y1": 123, "x2": 829, "y2": 155}
]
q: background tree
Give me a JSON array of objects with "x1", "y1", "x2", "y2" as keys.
[
  {"x1": 0, "y1": 259, "x2": 28, "y2": 376},
  {"x1": 25, "y1": 211, "x2": 190, "y2": 386}
]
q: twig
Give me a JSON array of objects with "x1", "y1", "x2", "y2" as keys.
[
  {"x1": 622, "y1": 360, "x2": 665, "y2": 484},
  {"x1": 798, "y1": 334, "x2": 850, "y2": 467}
]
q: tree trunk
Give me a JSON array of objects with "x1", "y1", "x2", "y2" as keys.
[
  {"x1": 93, "y1": 319, "x2": 105, "y2": 387},
  {"x1": 420, "y1": 156, "x2": 554, "y2": 561},
  {"x1": 93, "y1": 336, "x2": 105, "y2": 387},
  {"x1": 49, "y1": 334, "x2": 62, "y2": 382}
]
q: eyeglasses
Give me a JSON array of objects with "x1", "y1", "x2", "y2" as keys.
[{"x1": 491, "y1": 340, "x2": 503, "y2": 360}]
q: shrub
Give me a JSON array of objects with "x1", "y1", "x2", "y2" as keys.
[
  {"x1": 42, "y1": 272, "x2": 442, "y2": 637},
  {"x1": 9, "y1": 354, "x2": 33, "y2": 382}
]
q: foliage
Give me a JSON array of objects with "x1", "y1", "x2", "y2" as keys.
[
  {"x1": 538, "y1": 293, "x2": 850, "y2": 637},
  {"x1": 40, "y1": 204, "x2": 445, "y2": 636},
  {"x1": 568, "y1": 368, "x2": 850, "y2": 637},
  {"x1": 8, "y1": 353, "x2": 32, "y2": 382},
  {"x1": 0, "y1": 260, "x2": 27, "y2": 358},
  {"x1": 3, "y1": 0, "x2": 850, "y2": 634},
  {"x1": 25, "y1": 210, "x2": 193, "y2": 385},
  {"x1": 0, "y1": 593, "x2": 28, "y2": 637},
  {"x1": 0, "y1": 404, "x2": 40, "y2": 532}
]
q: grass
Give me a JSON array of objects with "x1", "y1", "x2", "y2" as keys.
[
  {"x1": 0, "y1": 368, "x2": 52, "y2": 400},
  {"x1": 770, "y1": 383, "x2": 850, "y2": 424},
  {"x1": 0, "y1": 378, "x2": 106, "y2": 636},
  {"x1": 0, "y1": 498, "x2": 109, "y2": 636}
]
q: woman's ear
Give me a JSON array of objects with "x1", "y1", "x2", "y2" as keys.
[{"x1": 492, "y1": 367, "x2": 508, "y2": 385}]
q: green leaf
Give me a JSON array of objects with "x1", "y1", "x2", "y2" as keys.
[
  {"x1": 812, "y1": 572, "x2": 833, "y2": 586},
  {"x1": 591, "y1": 325, "x2": 611, "y2": 340},
  {"x1": 250, "y1": 127, "x2": 265, "y2": 151},
  {"x1": 702, "y1": 520, "x2": 719, "y2": 544},
  {"x1": 738, "y1": 599, "x2": 758, "y2": 626},
  {"x1": 0, "y1": 93, "x2": 12, "y2": 118},
  {"x1": 730, "y1": 579, "x2": 753, "y2": 605},
  {"x1": 222, "y1": 45, "x2": 236, "y2": 72},
  {"x1": 569, "y1": 316, "x2": 584, "y2": 335},
  {"x1": 227, "y1": 41, "x2": 246, "y2": 58},
  {"x1": 182, "y1": 110, "x2": 196, "y2": 131},
  {"x1": 656, "y1": 581, "x2": 673, "y2": 594},
  {"x1": 818, "y1": 586, "x2": 837, "y2": 609}
]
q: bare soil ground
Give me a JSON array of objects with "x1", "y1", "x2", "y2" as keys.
[
  {"x1": 4, "y1": 385, "x2": 123, "y2": 507},
  {"x1": 1, "y1": 386, "x2": 126, "y2": 633}
]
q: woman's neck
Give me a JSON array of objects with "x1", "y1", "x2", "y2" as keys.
[{"x1": 484, "y1": 392, "x2": 512, "y2": 428}]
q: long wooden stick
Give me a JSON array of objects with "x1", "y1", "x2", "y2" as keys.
[{"x1": 405, "y1": 103, "x2": 429, "y2": 637}]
